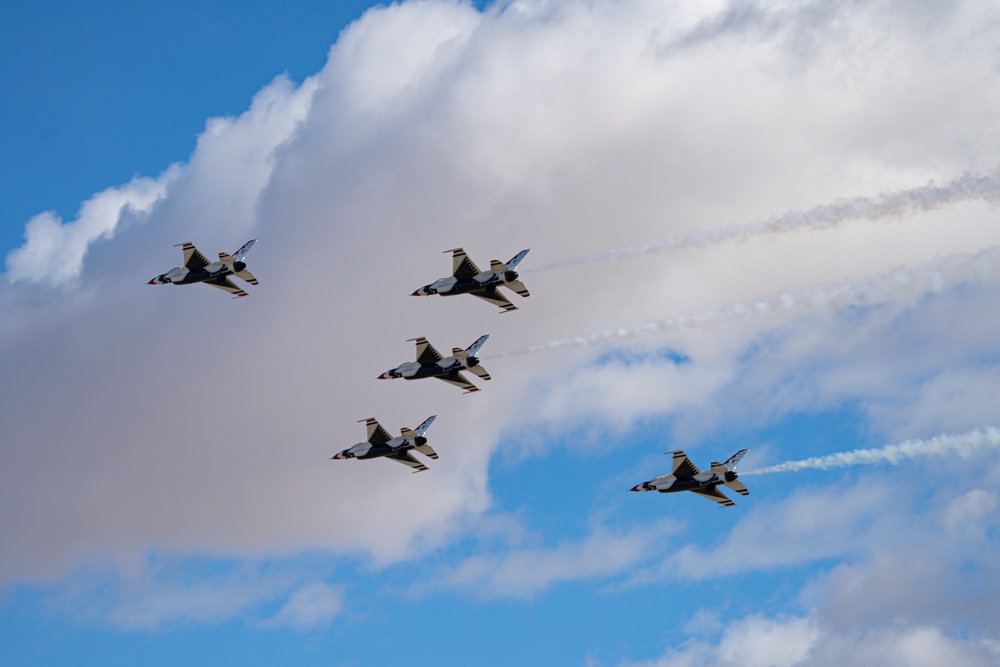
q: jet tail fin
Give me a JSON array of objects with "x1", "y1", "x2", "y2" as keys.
[
  {"x1": 506, "y1": 248, "x2": 530, "y2": 270},
  {"x1": 232, "y1": 239, "x2": 257, "y2": 262},
  {"x1": 724, "y1": 449, "x2": 749, "y2": 471},
  {"x1": 465, "y1": 334, "x2": 489, "y2": 356},
  {"x1": 415, "y1": 415, "x2": 436, "y2": 436}
]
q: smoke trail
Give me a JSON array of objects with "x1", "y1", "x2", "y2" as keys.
[
  {"x1": 526, "y1": 169, "x2": 1000, "y2": 273},
  {"x1": 492, "y1": 246, "x2": 1000, "y2": 358},
  {"x1": 742, "y1": 427, "x2": 1000, "y2": 475}
]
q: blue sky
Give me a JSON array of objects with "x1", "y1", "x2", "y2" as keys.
[
  {"x1": 2, "y1": 1, "x2": 1000, "y2": 665},
  {"x1": 0, "y1": 1, "x2": 383, "y2": 255}
]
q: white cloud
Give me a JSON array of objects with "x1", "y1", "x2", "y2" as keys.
[
  {"x1": 621, "y1": 617, "x2": 1000, "y2": 667},
  {"x1": 5, "y1": 167, "x2": 180, "y2": 286},
  {"x1": 719, "y1": 615, "x2": 819, "y2": 667},
  {"x1": 422, "y1": 519, "x2": 679, "y2": 600},
  {"x1": 261, "y1": 582, "x2": 345, "y2": 631}
]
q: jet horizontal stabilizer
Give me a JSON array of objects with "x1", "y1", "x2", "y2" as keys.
[
  {"x1": 507, "y1": 279, "x2": 530, "y2": 297},
  {"x1": 415, "y1": 444, "x2": 439, "y2": 459},
  {"x1": 725, "y1": 479, "x2": 749, "y2": 496},
  {"x1": 235, "y1": 269, "x2": 258, "y2": 285},
  {"x1": 468, "y1": 364, "x2": 491, "y2": 380}
]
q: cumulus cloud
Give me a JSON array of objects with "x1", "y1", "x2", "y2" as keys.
[
  {"x1": 5, "y1": 167, "x2": 180, "y2": 286},
  {"x1": 0, "y1": 0, "x2": 999, "y2": 639}
]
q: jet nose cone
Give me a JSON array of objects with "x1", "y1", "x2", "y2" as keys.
[
  {"x1": 630, "y1": 484, "x2": 644, "y2": 492},
  {"x1": 331, "y1": 452, "x2": 343, "y2": 460},
  {"x1": 377, "y1": 373, "x2": 388, "y2": 380},
  {"x1": 411, "y1": 289, "x2": 422, "y2": 296},
  {"x1": 148, "y1": 278, "x2": 158, "y2": 285}
]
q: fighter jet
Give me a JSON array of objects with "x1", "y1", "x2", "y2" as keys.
[
  {"x1": 149, "y1": 239, "x2": 258, "y2": 298},
  {"x1": 331, "y1": 416, "x2": 438, "y2": 473},
  {"x1": 412, "y1": 248, "x2": 530, "y2": 312},
  {"x1": 378, "y1": 334, "x2": 490, "y2": 393},
  {"x1": 631, "y1": 449, "x2": 750, "y2": 507}
]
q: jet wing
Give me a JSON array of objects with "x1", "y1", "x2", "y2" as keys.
[
  {"x1": 206, "y1": 275, "x2": 249, "y2": 298},
  {"x1": 385, "y1": 450, "x2": 429, "y2": 473},
  {"x1": 413, "y1": 337, "x2": 444, "y2": 365},
  {"x1": 470, "y1": 287, "x2": 517, "y2": 312},
  {"x1": 670, "y1": 451, "x2": 701, "y2": 478},
  {"x1": 435, "y1": 371, "x2": 479, "y2": 393},
  {"x1": 690, "y1": 486, "x2": 737, "y2": 507},
  {"x1": 362, "y1": 418, "x2": 393, "y2": 446},
  {"x1": 176, "y1": 242, "x2": 210, "y2": 270},
  {"x1": 449, "y1": 248, "x2": 481, "y2": 280}
]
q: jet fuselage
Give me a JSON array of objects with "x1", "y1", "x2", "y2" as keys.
[
  {"x1": 379, "y1": 354, "x2": 482, "y2": 381},
  {"x1": 149, "y1": 260, "x2": 248, "y2": 286},
  {"x1": 631, "y1": 470, "x2": 740, "y2": 493},
  {"x1": 332, "y1": 435, "x2": 428, "y2": 461},
  {"x1": 413, "y1": 269, "x2": 519, "y2": 297}
]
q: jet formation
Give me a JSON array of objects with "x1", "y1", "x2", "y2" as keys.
[
  {"x1": 149, "y1": 239, "x2": 259, "y2": 298},
  {"x1": 378, "y1": 334, "x2": 491, "y2": 393},
  {"x1": 631, "y1": 449, "x2": 750, "y2": 507},
  {"x1": 149, "y1": 240, "x2": 757, "y2": 499},
  {"x1": 413, "y1": 248, "x2": 530, "y2": 312},
  {"x1": 332, "y1": 416, "x2": 438, "y2": 473}
]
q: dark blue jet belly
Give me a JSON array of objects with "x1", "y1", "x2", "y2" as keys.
[
  {"x1": 176, "y1": 269, "x2": 226, "y2": 285},
  {"x1": 357, "y1": 438, "x2": 426, "y2": 460},
  {"x1": 404, "y1": 363, "x2": 460, "y2": 380},
  {"x1": 441, "y1": 277, "x2": 501, "y2": 295},
  {"x1": 659, "y1": 478, "x2": 709, "y2": 493}
]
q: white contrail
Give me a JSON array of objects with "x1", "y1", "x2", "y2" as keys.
[
  {"x1": 492, "y1": 246, "x2": 1000, "y2": 358},
  {"x1": 526, "y1": 169, "x2": 1000, "y2": 273},
  {"x1": 742, "y1": 428, "x2": 1000, "y2": 475}
]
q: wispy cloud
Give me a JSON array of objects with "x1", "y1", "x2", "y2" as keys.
[
  {"x1": 43, "y1": 557, "x2": 344, "y2": 631},
  {"x1": 259, "y1": 582, "x2": 345, "y2": 631},
  {"x1": 420, "y1": 519, "x2": 679, "y2": 600}
]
